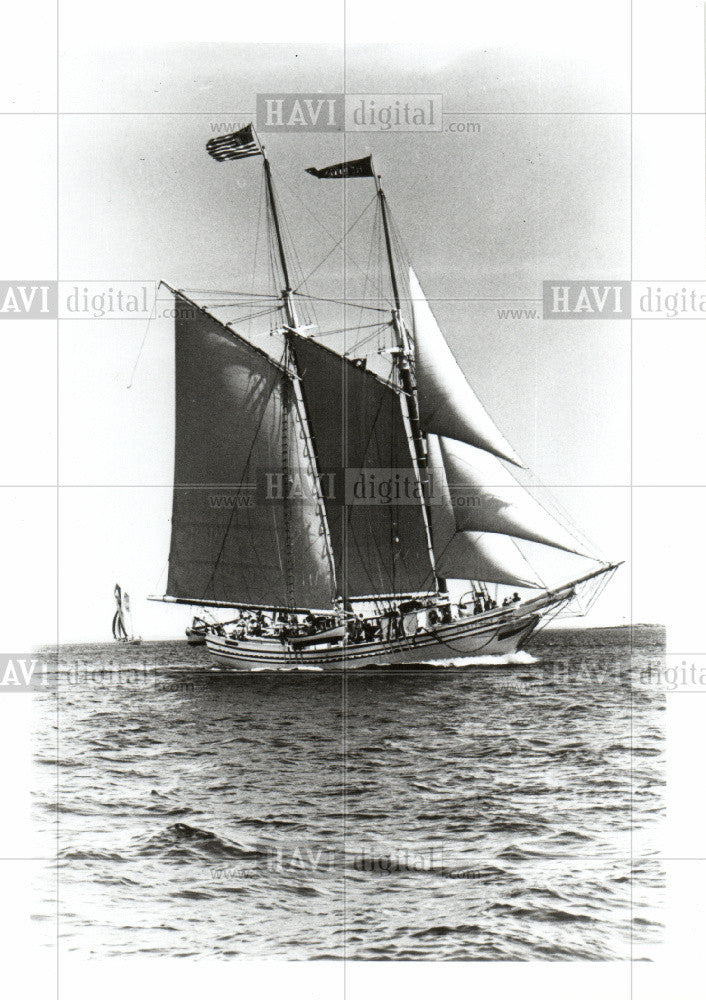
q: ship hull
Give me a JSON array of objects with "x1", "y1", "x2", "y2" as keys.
[{"x1": 205, "y1": 606, "x2": 546, "y2": 671}]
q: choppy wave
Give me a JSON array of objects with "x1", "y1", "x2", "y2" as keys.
[{"x1": 31, "y1": 625, "x2": 665, "y2": 960}]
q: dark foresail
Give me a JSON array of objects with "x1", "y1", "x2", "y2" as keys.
[
  {"x1": 289, "y1": 333, "x2": 434, "y2": 600},
  {"x1": 165, "y1": 293, "x2": 335, "y2": 609}
]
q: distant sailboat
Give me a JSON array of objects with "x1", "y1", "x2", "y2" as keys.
[
  {"x1": 113, "y1": 584, "x2": 141, "y2": 645},
  {"x1": 149, "y1": 124, "x2": 620, "y2": 669}
]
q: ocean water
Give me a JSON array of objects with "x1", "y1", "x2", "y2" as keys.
[{"x1": 32, "y1": 625, "x2": 665, "y2": 960}]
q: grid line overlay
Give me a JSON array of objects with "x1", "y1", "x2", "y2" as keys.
[
  {"x1": 3, "y1": 2, "x2": 702, "y2": 983},
  {"x1": 629, "y1": 0, "x2": 634, "y2": 986},
  {"x1": 56, "y1": 0, "x2": 60, "y2": 990}
]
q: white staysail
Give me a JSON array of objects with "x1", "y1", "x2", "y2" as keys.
[
  {"x1": 437, "y1": 434, "x2": 593, "y2": 558},
  {"x1": 427, "y1": 434, "x2": 542, "y2": 587},
  {"x1": 409, "y1": 267, "x2": 523, "y2": 467},
  {"x1": 436, "y1": 530, "x2": 543, "y2": 588}
]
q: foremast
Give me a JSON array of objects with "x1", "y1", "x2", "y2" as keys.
[{"x1": 373, "y1": 166, "x2": 443, "y2": 597}]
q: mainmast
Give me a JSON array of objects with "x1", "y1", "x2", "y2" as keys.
[{"x1": 373, "y1": 167, "x2": 443, "y2": 595}]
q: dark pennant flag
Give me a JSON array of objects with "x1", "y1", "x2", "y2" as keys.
[
  {"x1": 305, "y1": 155, "x2": 374, "y2": 179},
  {"x1": 206, "y1": 124, "x2": 261, "y2": 162}
]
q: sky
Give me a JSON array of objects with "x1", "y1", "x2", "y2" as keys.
[{"x1": 8, "y1": 33, "x2": 701, "y2": 643}]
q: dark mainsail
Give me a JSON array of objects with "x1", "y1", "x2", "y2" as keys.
[
  {"x1": 289, "y1": 332, "x2": 435, "y2": 599},
  {"x1": 165, "y1": 293, "x2": 335, "y2": 609}
]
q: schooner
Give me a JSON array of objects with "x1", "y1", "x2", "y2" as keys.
[{"x1": 150, "y1": 124, "x2": 620, "y2": 669}]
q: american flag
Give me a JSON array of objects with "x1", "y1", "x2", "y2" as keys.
[{"x1": 206, "y1": 124, "x2": 261, "y2": 162}]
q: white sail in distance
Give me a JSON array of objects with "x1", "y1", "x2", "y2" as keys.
[
  {"x1": 409, "y1": 267, "x2": 523, "y2": 467},
  {"x1": 427, "y1": 434, "x2": 542, "y2": 587}
]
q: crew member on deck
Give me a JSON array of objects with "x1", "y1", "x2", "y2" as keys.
[
  {"x1": 350, "y1": 614, "x2": 364, "y2": 642},
  {"x1": 363, "y1": 617, "x2": 380, "y2": 641}
]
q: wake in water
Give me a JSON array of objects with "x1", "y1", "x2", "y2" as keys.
[
  {"x1": 421, "y1": 650, "x2": 539, "y2": 668},
  {"x1": 210, "y1": 652, "x2": 539, "y2": 673}
]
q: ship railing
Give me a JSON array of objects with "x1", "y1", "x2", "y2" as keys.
[{"x1": 217, "y1": 591, "x2": 568, "y2": 646}]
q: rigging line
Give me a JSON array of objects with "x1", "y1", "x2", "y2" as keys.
[
  {"x1": 386, "y1": 381, "x2": 401, "y2": 602},
  {"x1": 202, "y1": 375, "x2": 279, "y2": 600},
  {"x1": 293, "y1": 193, "x2": 379, "y2": 293},
  {"x1": 519, "y1": 467, "x2": 599, "y2": 556},
  {"x1": 265, "y1": 197, "x2": 278, "y2": 285},
  {"x1": 202, "y1": 298, "x2": 280, "y2": 306},
  {"x1": 342, "y1": 323, "x2": 392, "y2": 354},
  {"x1": 533, "y1": 597, "x2": 572, "y2": 635},
  {"x1": 277, "y1": 182, "x2": 309, "y2": 296},
  {"x1": 390, "y1": 229, "x2": 413, "y2": 332},
  {"x1": 378, "y1": 354, "x2": 398, "y2": 389},
  {"x1": 388, "y1": 204, "x2": 414, "y2": 279},
  {"x1": 126, "y1": 282, "x2": 159, "y2": 389},
  {"x1": 349, "y1": 507, "x2": 395, "y2": 598},
  {"x1": 357, "y1": 200, "x2": 380, "y2": 327},
  {"x1": 585, "y1": 570, "x2": 614, "y2": 612},
  {"x1": 350, "y1": 198, "x2": 389, "y2": 337},
  {"x1": 275, "y1": 168, "x2": 353, "y2": 247},
  {"x1": 202, "y1": 302, "x2": 281, "y2": 314},
  {"x1": 509, "y1": 535, "x2": 546, "y2": 590},
  {"x1": 250, "y1": 167, "x2": 266, "y2": 343},
  {"x1": 345, "y1": 430, "x2": 417, "y2": 601},
  {"x1": 293, "y1": 292, "x2": 389, "y2": 313},
  {"x1": 283, "y1": 213, "x2": 315, "y2": 328},
  {"x1": 388, "y1": 211, "x2": 417, "y2": 330},
  {"x1": 331, "y1": 377, "x2": 396, "y2": 599},
  {"x1": 448, "y1": 441, "x2": 594, "y2": 556},
  {"x1": 224, "y1": 305, "x2": 283, "y2": 327},
  {"x1": 355, "y1": 197, "x2": 393, "y2": 315},
  {"x1": 265, "y1": 162, "x2": 315, "y2": 328},
  {"x1": 264, "y1": 173, "x2": 283, "y2": 300},
  {"x1": 154, "y1": 556, "x2": 169, "y2": 592},
  {"x1": 373, "y1": 200, "x2": 393, "y2": 309},
  {"x1": 382, "y1": 195, "x2": 399, "y2": 297},
  {"x1": 268, "y1": 231, "x2": 281, "y2": 309},
  {"x1": 311, "y1": 320, "x2": 390, "y2": 338},
  {"x1": 280, "y1": 345, "x2": 296, "y2": 608},
  {"x1": 342, "y1": 323, "x2": 393, "y2": 357},
  {"x1": 178, "y1": 289, "x2": 279, "y2": 299},
  {"x1": 353, "y1": 495, "x2": 436, "y2": 601},
  {"x1": 344, "y1": 388, "x2": 409, "y2": 596}
]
